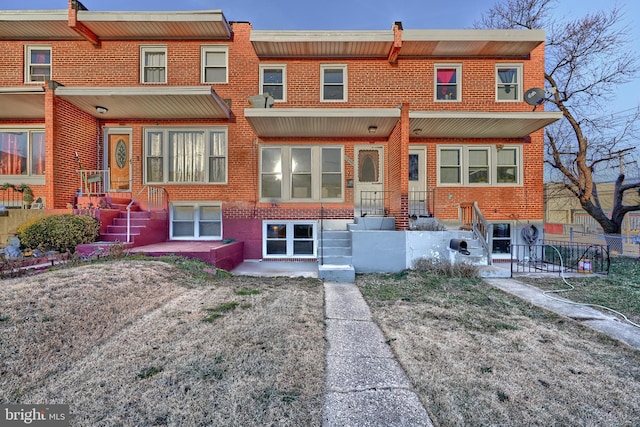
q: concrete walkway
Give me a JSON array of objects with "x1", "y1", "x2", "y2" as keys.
[
  {"x1": 322, "y1": 282, "x2": 433, "y2": 427},
  {"x1": 485, "y1": 278, "x2": 640, "y2": 350}
]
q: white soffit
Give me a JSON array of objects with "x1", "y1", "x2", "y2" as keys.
[{"x1": 0, "y1": 87, "x2": 46, "y2": 119}]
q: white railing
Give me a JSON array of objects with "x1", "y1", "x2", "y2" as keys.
[
  {"x1": 126, "y1": 185, "x2": 168, "y2": 243},
  {"x1": 77, "y1": 169, "x2": 109, "y2": 196}
]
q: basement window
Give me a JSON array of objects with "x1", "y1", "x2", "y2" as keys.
[
  {"x1": 171, "y1": 203, "x2": 222, "y2": 240},
  {"x1": 263, "y1": 221, "x2": 316, "y2": 258}
]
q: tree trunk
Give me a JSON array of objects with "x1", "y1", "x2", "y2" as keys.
[{"x1": 580, "y1": 200, "x2": 621, "y2": 234}]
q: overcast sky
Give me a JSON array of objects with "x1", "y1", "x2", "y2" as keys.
[{"x1": 7, "y1": 0, "x2": 640, "y2": 113}]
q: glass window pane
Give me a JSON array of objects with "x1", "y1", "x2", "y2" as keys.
[
  {"x1": 468, "y1": 168, "x2": 488, "y2": 183},
  {"x1": 266, "y1": 224, "x2": 286, "y2": 239},
  {"x1": 409, "y1": 154, "x2": 419, "y2": 181},
  {"x1": 200, "y1": 222, "x2": 221, "y2": 237},
  {"x1": 324, "y1": 69, "x2": 343, "y2": 83},
  {"x1": 0, "y1": 131, "x2": 27, "y2": 175},
  {"x1": 294, "y1": 224, "x2": 313, "y2": 239},
  {"x1": 263, "y1": 69, "x2": 283, "y2": 84},
  {"x1": 210, "y1": 133, "x2": 225, "y2": 156},
  {"x1": 469, "y1": 150, "x2": 488, "y2": 166},
  {"x1": 293, "y1": 240, "x2": 314, "y2": 255},
  {"x1": 262, "y1": 148, "x2": 281, "y2": 173},
  {"x1": 169, "y1": 131, "x2": 205, "y2": 182},
  {"x1": 498, "y1": 149, "x2": 516, "y2": 165},
  {"x1": 322, "y1": 148, "x2": 341, "y2": 173},
  {"x1": 173, "y1": 206, "x2": 194, "y2": 221},
  {"x1": 497, "y1": 167, "x2": 517, "y2": 183},
  {"x1": 206, "y1": 51, "x2": 226, "y2": 66},
  {"x1": 324, "y1": 85, "x2": 343, "y2": 100},
  {"x1": 262, "y1": 175, "x2": 281, "y2": 198},
  {"x1": 322, "y1": 174, "x2": 342, "y2": 198},
  {"x1": 205, "y1": 68, "x2": 226, "y2": 83},
  {"x1": 31, "y1": 49, "x2": 50, "y2": 64},
  {"x1": 264, "y1": 85, "x2": 283, "y2": 99},
  {"x1": 440, "y1": 167, "x2": 460, "y2": 184},
  {"x1": 200, "y1": 205, "x2": 221, "y2": 221},
  {"x1": 148, "y1": 133, "x2": 163, "y2": 156},
  {"x1": 291, "y1": 175, "x2": 312, "y2": 198},
  {"x1": 209, "y1": 157, "x2": 225, "y2": 183},
  {"x1": 31, "y1": 132, "x2": 45, "y2": 175},
  {"x1": 147, "y1": 158, "x2": 163, "y2": 182},
  {"x1": 440, "y1": 149, "x2": 459, "y2": 166},
  {"x1": 291, "y1": 148, "x2": 311, "y2": 172},
  {"x1": 173, "y1": 222, "x2": 194, "y2": 237},
  {"x1": 266, "y1": 241, "x2": 287, "y2": 255}
]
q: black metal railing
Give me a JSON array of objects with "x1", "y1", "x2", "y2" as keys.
[
  {"x1": 408, "y1": 189, "x2": 434, "y2": 218},
  {"x1": 360, "y1": 190, "x2": 393, "y2": 217},
  {"x1": 511, "y1": 241, "x2": 610, "y2": 275}
]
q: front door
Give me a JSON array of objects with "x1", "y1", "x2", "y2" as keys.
[
  {"x1": 107, "y1": 133, "x2": 131, "y2": 191},
  {"x1": 354, "y1": 145, "x2": 384, "y2": 216},
  {"x1": 409, "y1": 146, "x2": 428, "y2": 216}
]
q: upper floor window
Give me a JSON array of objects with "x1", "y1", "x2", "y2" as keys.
[
  {"x1": 321, "y1": 65, "x2": 347, "y2": 102},
  {"x1": 435, "y1": 64, "x2": 461, "y2": 101},
  {"x1": 25, "y1": 46, "x2": 51, "y2": 83},
  {"x1": 0, "y1": 129, "x2": 45, "y2": 177},
  {"x1": 141, "y1": 46, "x2": 167, "y2": 84},
  {"x1": 201, "y1": 46, "x2": 228, "y2": 84},
  {"x1": 260, "y1": 65, "x2": 286, "y2": 101},
  {"x1": 496, "y1": 64, "x2": 522, "y2": 101},
  {"x1": 437, "y1": 145, "x2": 521, "y2": 185},
  {"x1": 260, "y1": 146, "x2": 343, "y2": 201},
  {"x1": 144, "y1": 127, "x2": 227, "y2": 184}
]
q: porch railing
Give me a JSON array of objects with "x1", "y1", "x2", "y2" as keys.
[
  {"x1": 460, "y1": 202, "x2": 493, "y2": 264},
  {"x1": 126, "y1": 185, "x2": 169, "y2": 243},
  {"x1": 360, "y1": 190, "x2": 393, "y2": 217},
  {"x1": 511, "y1": 241, "x2": 610, "y2": 275},
  {"x1": 77, "y1": 169, "x2": 109, "y2": 196},
  {"x1": 408, "y1": 189, "x2": 434, "y2": 218}
]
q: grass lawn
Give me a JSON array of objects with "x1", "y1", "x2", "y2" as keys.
[
  {"x1": 0, "y1": 257, "x2": 325, "y2": 426},
  {"x1": 358, "y1": 261, "x2": 640, "y2": 426}
]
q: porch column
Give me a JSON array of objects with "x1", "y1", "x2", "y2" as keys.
[{"x1": 396, "y1": 102, "x2": 410, "y2": 230}]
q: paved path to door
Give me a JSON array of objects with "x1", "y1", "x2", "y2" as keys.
[{"x1": 322, "y1": 281, "x2": 433, "y2": 426}]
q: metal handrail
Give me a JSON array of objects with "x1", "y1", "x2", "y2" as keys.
[
  {"x1": 126, "y1": 185, "x2": 168, "y2": 243},
  {"x1": 461, "y1": 202, "x2": 493, "y2": 264},
  {"x1": 77, "y1": 169, "x2": 109, "y2": 196}
]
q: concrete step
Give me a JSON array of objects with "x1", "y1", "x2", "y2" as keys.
[
  {"x1": 320, "y1": 246, "x2": 352, "y2": 257},
  {"x1": 320, "y1": 255, "x2": 352, "y2": 265},
  {"x1": 106, "y1": 225, "x2": 144, "y2": 234},
  {"x1": 318, "y1": 264, "x2": 355, "y2": 282},
  {"x1": 112, "y1": 218, "x2": 152, "y2": 227}
]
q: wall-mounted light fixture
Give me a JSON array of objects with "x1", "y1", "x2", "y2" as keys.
[
  {"x1": 95, "y1": 106, "x2": 108, "y2": 114},
  {"x1": 496, "y1": 144, "x2": 504, "y2": 151},
  {"x1": 368, "y1": 126, "x2": 378, "y2": 134},
  {"x1": 413, "y1": 128, "x2": 422, "y2": 135}
]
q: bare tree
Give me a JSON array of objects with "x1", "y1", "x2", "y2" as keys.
[{"x1": 476, "y1": 0, "x2": 640, "y2": 234}]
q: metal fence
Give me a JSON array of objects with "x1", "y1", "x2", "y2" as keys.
[
  {"x1": 408, "y1": 190, "x2": 434, "y2": 218},
  {"x1": 359, "y1": 191, "x2": 392, "y2": 217},
  {"x1": 511, "y1": 241, "x2": 610, "y2": 275}
]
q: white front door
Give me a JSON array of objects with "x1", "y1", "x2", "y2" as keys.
[
  {"x1": 409, "y1": 146, "x2": 428, "y2": 216},
  {"x1": 354, "y1": 145, "x2": 384, "y2": 216}
]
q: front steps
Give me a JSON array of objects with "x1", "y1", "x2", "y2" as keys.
[{"x1": 318, "y1": 221, "x2": 355, "y2": 282}]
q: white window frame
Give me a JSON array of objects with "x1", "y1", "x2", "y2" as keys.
[
  {"x1": 201, "y1": 45, "x2": 228, "y2": 84},
  {"x1": 170, "y1": 202, "x2": 222, "y2": 241},
  {"x1": 434, "y1": 64, "x2": 462, "y2": 102},
  {"x1": 491, "y1": 222, "x2": 512, "y2": 256},
  {"x1": 0, "y1": 127, "x2": 46, "y2": 186},
  {"x1": 140, "y1": 45, "x2": 167, "y2": 84},
  {"x1": 437, "y1": 145, "x2": 522, "y2": 186},
  {"x1": 24, "y1": 45, "x2": 51, "y2": 84},
  {"x1": 262, "y1": 220, "x2": 317, "y2": 259},
  {"x1": 320, "y1": 64, "x2": 348, "y2": 102},
  {"x1": 259, "y1": 64, "x2": 287, "y2": 102},
  {"x1": 143, "y1": 126, "x2": 228, "y2": 184},
  {"x1": 259, "y1": 146, "x2": 344, "y2": 202},
  {"x1": 495, "y1": 64, "x2": 523, "y2": 102}
]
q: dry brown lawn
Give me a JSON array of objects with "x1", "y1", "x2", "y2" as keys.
[
  {"x1": 358, "y1": 271, "x2": 640, "y2": 427},
  {"x1": 0, "y1": 259, "x2": 325, "y2": 426}
]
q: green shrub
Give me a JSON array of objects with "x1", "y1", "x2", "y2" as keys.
[{"x1": 16, "y1": 214, "x2": 100, "y2": 253}]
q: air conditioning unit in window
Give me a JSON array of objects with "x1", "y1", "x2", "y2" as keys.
[{"x1": 248, "y1": 93, "x2": 274, "y2": 108}]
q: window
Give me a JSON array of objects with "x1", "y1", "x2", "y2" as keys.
[
  {"x1": 321, "y1": 65, "x2": 347, "y2": 102},
  {"x1": 144, "y1": 127, "x2": 227, "y2": 184},
  {"x1": 25, "y1": 46, "x2": 51, "y2": 83},
  {"x1": 260, "y1": 146, "x2": 343, "y2": 201},
  {"x1": 437, "y1": 145, "x2": 521, "y2": 185},
  {"x1": 0, "y1": 130, "x2": 45, "y2": 179},
  {"x1": 201, "y1": 46, "x2": 228, "y2": 84},
  {"x1": 171, "y1": 203, "x2": 222, "y2": 240},
  {"x1": 496, "y1": 64, "x2": 522, "y2": 101},
  {"x1": 492, "y1": 223, "x2": 511, "y2": 254},
  {"x1": 435, "y1": 64, "x2": 461, "y2": 101},
  {"x1": 260, "y1": 65, "x2": 286, "y2": 101},
  {"x1": 263, "y1": 221, "x2": 316, "y2": 258},
  {"x1": 141, "y1": 46, "x2": 167, "y2": 84}
]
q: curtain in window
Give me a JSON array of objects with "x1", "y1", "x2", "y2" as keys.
[
  {"x1": 31, "y1": 132, "x2": 45, "y2": 175},
  {"x1": 169, "y1": 132, "x2": 205, "y2": 182},
  {"x1": 145, "y1": 52, "x2": 165, "y2": 82},
  {"x1": 437, "y1": 69, "x2": 456, "y2": 96},
  {"x1": 498, "y1": 69, "x2": 517, "y2": 93},
  {"x1": 0, "y1": 132, "x2": 27, "y2": 175},
  {"x1": 209, "y1": 132, "x2": 225, "y2": 183}
]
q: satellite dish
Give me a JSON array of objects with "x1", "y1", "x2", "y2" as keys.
[{"x1": 524, "y1": 88, "x2": 545, "y2": 106}]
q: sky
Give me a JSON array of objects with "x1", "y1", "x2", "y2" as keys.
[{"x1": 5, "y1": 0, "x2": 640, "y2": 113}]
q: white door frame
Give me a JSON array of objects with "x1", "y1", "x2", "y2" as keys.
[{"x1": 354, "y1": 145, "x2": 384, "y2": 216}]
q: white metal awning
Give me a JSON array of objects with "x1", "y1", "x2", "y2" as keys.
[{"x1": 0, "y1": 86, "x2": 46, "y2": 119}]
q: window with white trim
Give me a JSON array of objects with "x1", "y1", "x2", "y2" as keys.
[
  {"x1": 492, "y1": 223, "x2": 511, "y2": 254},
  {"x1": 263, "y1": 221, "x2": 316, "y2": 258},
  {"x1": 141, "y1": 46, "x2": 167, "y2": 84},
  {"x1": 435, "y1": 64, "x2": 461, "y2": 101},
  {"x1": 496, "y1": 64, "x2": 522, "y2": 101},
  {"x1": 260, "y1": 64, "x2": 286, "y2": 101},
  {"x1": 321, "y1": 65, "x2": 347, "y2": 102},
  {"x1": 260, "y1": 146, "x2": 343, "y2": 201},
  {"x1": 0, "y1": 129, "x2": 45, "y2": 179},
  {"x1": 144, "y1": 127, "x2": 227, "y2": 184},
  {"x1": 25, "y1": 46, "x2": 51, "y2": 83},
  {"x1": 201, "y1": 45, "x2": 228, "y2": 84},
  {"x1": 437, "y1": 145, "x2": 521, "y2": 185},
  {"x1": 171, "y1": 203, "x2": 222, "y2": 240}
]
